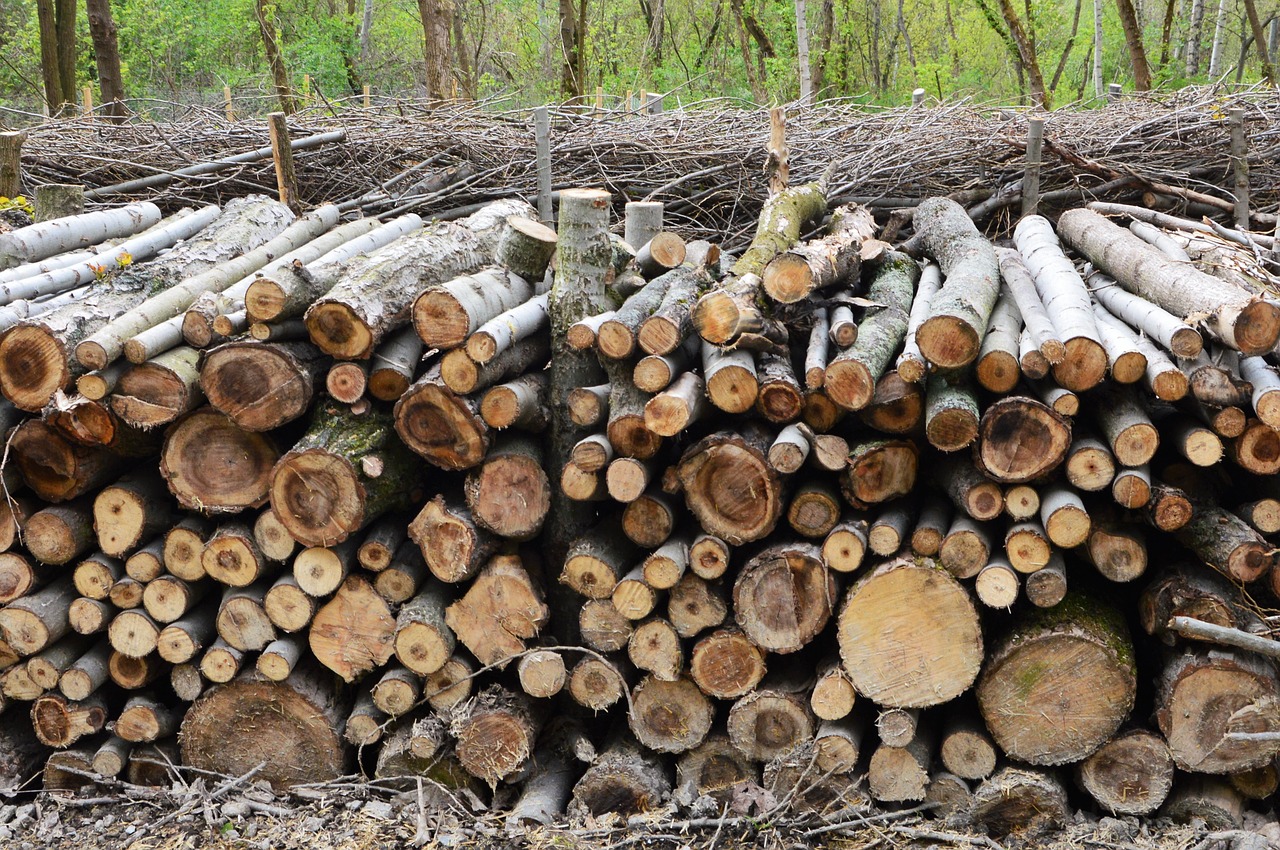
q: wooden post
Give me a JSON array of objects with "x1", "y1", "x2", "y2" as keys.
[
  {"x1": 912, "y1": 88, "x2": 926, "y2": 106},
  {"x1": 223, "y1": 86, "x2": 234, "y2": 122},
  {"x1": 624, "y1": 90, "x2": 632, "y2": 112},
  {"x1": 363, "y1": 85, "x2": 371, "y2": 108},
  {"x1": 1021, "y1": 117, "x2": 1045, "y2": 218},
  {"x1": 767, "y1": 106, "x2": 789, "y2": 196},
  {"x1": 82, "y1": 86, "x2": 93, "y2": 118},
  {"x1": 1108, "y1": 83, "x2": 1123, "y2": 102},
  {"x1": 267, "y1": 112, "x2": 301, "y2": 214},
  {"x1": 534, "y1": 106, "x2": 553, "y2": 226},
  {"x1": 1230, "y1": 108, "x2": 1249, "y2": 229},
  {"x1": 596, "y1": 86, "x2": 604, "y2": 113},
  {"x1": 35, "y1": 184, "x2": 85, "y2": 222},
  {"x1": 640, "y1": 89, "x2": 648, "y2": 114},
  {"x1": 0, "y1": 132, "x2": 25, "y2": 199}
]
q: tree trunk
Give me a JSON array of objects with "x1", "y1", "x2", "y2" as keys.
[
  {"x1": 1115, "y1": 0, "x2": 1153, "y2": 89},
  {"x1": 85, "y1": 0, "x2": 126, "y2": 121},
  {"x1": 256, "y1": 0, "x2": 297, "y2": 114},
  {"x1": 559, "y1": 0, "x2": 584, "y2": 98},
  {"x1": 1241, "y1": 0, "x2": 1276, "y2": 83},
  {"x1": 995, "y1": 0, "x2": 1049, "y2": 107}
]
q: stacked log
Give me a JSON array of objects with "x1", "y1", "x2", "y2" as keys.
[{"x1": 0, "y1": 190, "x2": 1277, "y2": 836}]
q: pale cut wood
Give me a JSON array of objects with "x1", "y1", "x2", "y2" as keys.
[
  {"x1": 1040, "y1": 485, "x2": 1091, "y2": 548},
  {"x1": 1066, "y1": 435, "x2": 1116, "y2": 492},
  {"x1": 308, "y1": 575, "x2": 395, "y2": 682},
  {"x1": 868, "y1": 724, "x2": 935, "y2": 802},
  {"x1": 838, "y1": 556, "x2": 982, "y2": 708},
  {"x1": 668, "y1": 574, "x2": 727, "y2": 639},
  {"x1": 940, "y1": 712, "x2": 998, "y2": 781},
  {"x1": 727, "y1": 684, "x2": 815, "y2": 761},
  {"x1": 567, "y1": 656, "x2": 626, "y2": 711},
  {"x1": 579, "y1": 598, "x2": 634, "y2": 652},
  {"x1": 444, "y1": 555, "x2": 547, "y2": 669},
  {"x1": 976, "y1": 289, "x2": 1022, "y2": 393},
  {"x1": 975, "y1": 558, "x2": 1020, "y2": 608},
  {"x1": 914, "y1": 200, "x2": 999, "y2": 369},
  {"x1": 164, "y1": 516, "x2": 213, "y2": 581}
]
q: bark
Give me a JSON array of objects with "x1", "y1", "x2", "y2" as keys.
[
  {"x1": 925, "y1": 374, "x2": 979, "y2": 452},
  {"x1": 838, "y1": 556, "x2": 982, "y2": 707},
  {"x1": 1114, "y1": 0, "x2": 1153, "y2": 89},
  {"x1": 896, "y1": 262, "x2": 943, "y2": 382},
  {"x1": 1175, "y1": 504, "x2": 1276, "y2": 583},
  {"x1": 256, "y1": 0, "x2": 297, "y2": 113},
  {"x1": 761, "y1": 204, "x2": 877, "y2": 303},
  {"x1": 0, "y1": 575, "x2": 75, "y2": 655},
  {"x1": 826, "y1": 252, "x2": 919, "y2": 410}
]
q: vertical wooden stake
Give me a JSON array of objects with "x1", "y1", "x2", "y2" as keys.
[
  {"x1": 0, "y1": 132, "x2": 25, "y2": 200},
  {"x1": 363, "y1": 85, "x2": 371, "y2": 108},
  {"x1": 1107, "y1": 83, "x2": 1123, "y2": 102},
  {"x1": 82, "y1": 86, "x2": 93, "y2": 118},
  {"x1": 624, "y1": 90, "x2": 632, "y2": 112},
  {"x1": 640, "y1": 89, "x2": 648, "y2": 114},
  {"x1": 911, "y1": 88, "x2": 926, "y2": 106},
  {"x1": 267, "y1": 112, "x2": 301, "y2": 215},
  {"x1": 35, "y1": 184, "x2": 85, "y2": 222},
  {"x1": 1230, "y1": 108, "x2": 1249, "y2": 229},
  {"x1": 534, "y1": 106, "x2": 553, "y2": 226},
  {"x1": 1021, "y1": 117, "x2": 1045, "y2": 218},
  {"x1": 767, "y1": 106, "x2": 789, "y2": 196},
  {"x1": 224, "y1": 86, "x2": 234, "y2": 122},
  {"x1": 596, "y1": 85, "x2": 604, "y2": 113}
]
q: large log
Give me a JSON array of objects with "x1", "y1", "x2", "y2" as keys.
[
  {"x1": 913, "y1": 197, "x2": 1001, "y2": 369},
  {"x1": 180, "y1": 662, "x2": 351, "y2": 790},
  {"x1": 270, "y1": 402, "x2": 419, "y2": 547},
  {"x1": 675, "y1": 426, "x2": 784, "y2": 545},
  {"x1": 160, "y1": 408, "x2": 279, "y2": 514},
  {"x1": 200, "y1": 341, "x2": 326, "y2": 432},
  {"x1": 978, "y1": 593, "x2": 1136, "y2": 765},
  {"x1": 838, "y1": 556, "x2": 982, "y2": 707},
  {"x1": 732, "y1": 543, "x2": 834, "y2": 654}
]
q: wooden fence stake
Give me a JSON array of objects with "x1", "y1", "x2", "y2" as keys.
[
  {"x1": 1107, "y1": 83, "x2": 1123, "y2": 103},
  {"x1": 224, "y1": 86, "x2": 234, "y2": 122},
  {"x1": 1230, "y1": 108, "x2": 1249, "y2": 229},
  {"x1": 82, "y1": 86, "x2": 93, "y2": 118},
  {"x1": 363, "y1": 85, "x2": 371, "y2": 109},
  {"x1": 596, "y1": 86, "x2": 604, "y2": 113},
  {"x1": 1021, "y1": 117, "x2": 1045, "y2": 218},
  {"x1": 0, "y1": 132, "x2": 25, "y2": 199},
  {"x1": 267, "y1": 112, "x2": 301, "y2": 214},
  {"x1": 534, "y1": 106, "x2": 553, "y2": 225}
]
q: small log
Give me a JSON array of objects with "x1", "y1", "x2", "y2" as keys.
[
  {"x1": 202, "y1": 521, "x2": 269, "y2": 588},
  {"x1": 727, "y1": 682, "x2": 815, "y2": 761},
  {"x1": 31, "y1": 692, "x2": 108, "y2": 747},
  {"x1": 308, "y1": 575, "x2": 395, "y2": 682},
  {"x1": 804, "y1": 309, "x2": 830, "y2": 388},
  {"x1": 668, "y1": 574, "x2": 727, "y2": 639},
  {"x1": 822, "y1": 518, "x2": 868, "y2": 573},
  {"x1": 811, "y1": 659, "x2": 857, "y2": 720},
  {"x1": 676, "y1": 426, "x2": 783, "y2": 544},
  {"x1": 876, "y1": 707, "x2": 920, "y2": 747},
  {"x1": 445, "y1": 555, "x2": 547, "y2": 669},
  {"x1": 25, "y1": 498, "x2": 96, "y2": 566},
  {"x1": 841, "y1": 438, "x2": 918, "y2": 510},
  {"x1": 114, "y1": 694, "x2": 177, "y2": 743},
  {"x1": 1024, "y1": 551, "x2": 1068, "y2": 607},
  {"x1": 10, "y1": 418, "x2": 125, "y2": 502},
  {"x1": 109, "y1": 576, "x2": 144, "y2": 610},
  {"x1": 68, "y1": 598, "x2": 113, "y2": 636},
  {"x1": 517, "y1": 649, "x2": 566, "y2": 699},
  {"x1": 1175, "y1": 505, "x2": 1276, "y2": 583},
  {"x1": 869, "y1": 501, "x2": 915, "y2": 556},
  {"x1": 344, "y1": 689, "x2": 387, "y2": 747},
  {"x1": 92, "y1": 736, "x2": 133, "y2": 778},
  {"x1": 828, "y1": 304, "x2": 857, "y2": 347},
  {"x1": 1090, "y1": 300, "x2": 1148, "y2": 383},
  {"x1": 293, "y1": 538, "x2": 358, "y2": 597},
  {"x1": 199, "y1": 638, "x2": 245, "y2": 684},
  {"x1": 676, "y1": 734, "x2": 757, "y2": 804},
  {"x1": 368, "y1": 326, "x2": 424, "y2": 401},
  {"x1": 423, "y1": 654, "x2": 474, "y2": 712},
  {"x1": 1077, "y1": 727, "x2": 1175, "y2": 815},
  {"x1": 1005, "y1": 520, "x2": 1051, "y2": 574},
  {"x1": 1146, "y1": 481, "x2": 1194, "y2": 531},
  {"x1": 689, "y1": 627, "x2": 765, "y2": 698},
  {"x1": 1240, "y1": 355, "x2": 1280, "y2": 428},
  {"x1": 1232, "y1": 417, "x2": 1280, "y2": 475},
  {"x1": 160, "y1": 408, "x2": 279, "y2": 514},
  {"x1": 629, "y1": 674, "x2": 714, "y2": 753},
  {"x1": 734, "y1": 543, "x2": 834, "y2": 653},
  {"x1": 164, "y1": 516, "x2": 213, "y2": 581},
  {"x1": 1019, "y1": 327, "x2": 1051, "y2": 379},
  {"x1": 637, "y1": 265, "x2": 705, "y2": 356},
  {"x1": 867, "y1": 725, "x2": 935, "y2": 802},
  {"x1": 263, "y1": 574, "x2": 318, "y2": 634},
  {"x1": 838, "y1": 556, "x2": 981, "y2": 707},
  {"x1": 859, "y1": 370, "x2": 924, "y2": 434},
  {"x1": 701, "y1": 342, "x2": 758, "y2": 415},
  {"x1": 621, "y1": 490, "x2": 677, "y2": 548},
  {"x1": 970, "y1": 767, "x2": 1070, "y2": 837},
  {"x1": 689, "y1": 533, "x2": 730, "y2": 580},
  {"x1": 580, "y1": 598, "x2": 634, "y2": 652},
  {"x1": 978, "y1": 593, "x2": 1136, "y2": 765},
  {"x1": 935, "y1": 455, "x2": 1002, "y2": 520},
  {"x1": 642, "y1": 534, "x2": 691, "y2": 590},
  {"x1": 975, "y1": 289, "x2": 1022, "y2": 393},
  {"x1": 567, "y1": 655, "x2": 627, "y2": 711},
  {"x1": 92, "y1": 474, "x2": 174, "y2": 558},
  {"x1": 271, "y1": 402, "x2": 419, "y2": 547},
  {"x1": 761, "y1": 204, "x2": 875, "y2": 303},
  {"x1": 124, "y1": 538, "x2": 165, "y2": 584},
  {"x1": 155, "y1": 603, "x2": 217, "y2": 664},
  {"x1": 561, "y1": 519, "x2": 639, "y2": 599},
  {"x1": 58, "y1": 643, "x2": 112, "y2": 701},
  {"x1": 1132, "y1": 331, "x2": 1189, "y2": 400},
  {"x1": 142, "y1": 573, "x2": 204, "y2": 623},
  {"x1": 0, "y1": 576, "x2": 75, "y2": 655},
  {"x1": 256, "y1": 634, "x2": 304, "y2": 681},
  {"x1": 408, "y1": 493, "x2": 500, "y2": 584},
  {"x1": 464, "y1": 433, "x2": 550, "y2": 541},
  {"x1": 373, "y1": 542, "x2": 427, "y2": 605},
  {"x1": 215, "y1": 583, "x2": 276, "y2": 652},
  {"x1": 371, "y1": 665, "x2": 421, "y2": 716},
  {"x1": 975, "y1": 558, "x2": 1020, "y2": 608},
  {"x1": 480, "y1": 372, "x2": 548, "y2": 431},
  {"x1": 939, "y1": 515, "x2": 994, "y2": 579},
  {"x1": 1112, "y1": 464, "x2": 1152, "y2": 509},
  {"x1": 1085, "y1": 518, "x2": 1147, "y2": 583},
  {"x1": 1065, "y1": 435, "x2": 1116, "y2": 492},
  {"x1": 896, "y1": 262, "x2": 942, "y2": 382},
  {"x1": 939, "y1": 711, "x2": 997, "y2": 781},
  {"x1": 1040, "y1": 484, "x2": 1091, "y2": 548},
  {"x1": 924, "y1": 374, "x2": 979, "y2": 452},
  {"x1": 200, "y1": 341, "x2": 326, "y2": 432}
]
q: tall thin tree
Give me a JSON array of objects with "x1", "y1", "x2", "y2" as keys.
[
  {"x1": 86, "y1": 0, "x2": 127, "y2": 121},
  {"x1": 256, "y1": 0, "x2": 297, "y2": 114},
  {"x1": 796, "y1": 0, "x2": 813, "y2": 100},
  {"x1": 1115, "y1": 0, "x2": 1153, "y2": 89}
]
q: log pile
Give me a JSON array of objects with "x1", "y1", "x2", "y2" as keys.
[{"x1": 0, "y1": 186, "x2": 1277, "y2": 837}]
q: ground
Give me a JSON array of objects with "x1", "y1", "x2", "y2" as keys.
[{"x1": 0, "y1": 785, "x2": 1268, "y2": 850}]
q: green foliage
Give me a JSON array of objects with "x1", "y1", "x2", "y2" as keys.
[{"x1": 0, "y1": 0, "x2": 1272, "y2": 114}]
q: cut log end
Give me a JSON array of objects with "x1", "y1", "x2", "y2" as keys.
[
  {"x1": 916, "y1": 316, "x2": 981, "y2": 371},
  {"x1": 306, "y1": 302, "x2": 374, "y2": 359},
  {"x1": 0, "y1": 326, "x2": 71, "y2": 412}
]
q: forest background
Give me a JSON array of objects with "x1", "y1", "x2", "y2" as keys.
[{"x1": 3, "y1": 0, "x2": 1280, "y2": 124}]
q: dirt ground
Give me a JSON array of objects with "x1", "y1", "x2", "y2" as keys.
[{"x1": 0, "y1": 786, "x2": 1273, "y2": 850}]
